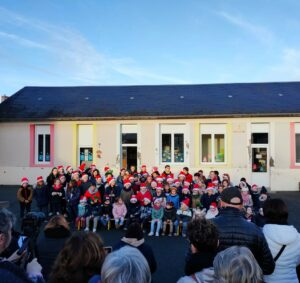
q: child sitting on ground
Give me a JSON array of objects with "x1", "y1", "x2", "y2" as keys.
[
  {"x1": 112, "y1": 197, "x2": 127, "y2": 229},
  {"x1": 148, "y1": 199, "x2": 164, "y2": 237},
  {"x1": 162, "y1": 201, "x2": 177, "y2": 236},
  {"x1": 76, "y1": 197, "x2": 88, "y2": 230},
  {"x1": 175, "y1": 199, "x2": 192, "y2": 237}
]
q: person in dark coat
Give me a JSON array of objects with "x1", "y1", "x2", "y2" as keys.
[
  {"x1": 65, "y1": 180, "x2": 80, "y2": 221},
  {"x1": 125, "y1": 195, "x2": 141, "y2": 229},
  {"x1": 212, "y1": 186, "x2": 275, "y2": 275},
  {"x1": 105, "y1": 178, "x2": 121, "y2": 204},
  {"x1": 162, "y1": 201, "x2": 177, "y2": 236},
  {"x1": 46, "y1": 167, "x2": 59, "y2": 189},
  {"x1": 79, "y1": 173, "x2": 91, "y2": 196},
  {"x1": 113, "y1": 222, "x2": 157, "y2": 274},
  {"x1": 201, "y1": 185, "x2": 218, "y2": 211},
  {"x1": 36, "y1": 215, "x2": 71, "y2": 281},
  {"x1": 33, "y1": 176, "x2": 49, "y2": 216},
  {"x1": 17, "y1": 177, "x2": 33, "y2": 218}
]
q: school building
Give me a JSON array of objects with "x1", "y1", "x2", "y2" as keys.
[{"x1": 0, "y1": 82, "x2": 300, "y2": 191}]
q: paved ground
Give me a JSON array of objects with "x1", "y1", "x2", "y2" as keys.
[{"x1": 1, "y1": 186, "x2": 300, "y2": 283}]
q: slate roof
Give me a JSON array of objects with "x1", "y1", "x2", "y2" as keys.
[{"x1": 0, "y1": 82, "x2": 300, "y2": 121}]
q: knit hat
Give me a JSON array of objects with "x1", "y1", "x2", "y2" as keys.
[
  {"x1": 36, "y1": 176, "x2": 43, "y2": 182},
  {"x1": 220, "y1": 187, "x2": 242, "y2": 205},
  {"x1": 130, "y1": 195, "x2": 137, "y2": 203},
  {"x1": 21, "y1": 177, "x2": 29, "y2": 185},
  {"x1": 181, "y1": 198, "x2": 190, "y2": 207}
]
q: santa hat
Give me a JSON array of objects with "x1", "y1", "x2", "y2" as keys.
[
  {"x1": 154, "y1": 198, "x2": 161, "y2": 204},
  {"x1": 130, "y1": 195, "x2": 137, "y2": 203},
  {"x1": 140, "y1": 183, "x2": 147, "y2": 189},
  {"x1": 156, "y1": 184, "x2": 163, "y2": 190},
  {"x1": 181, "y1": 198, "x2": 190, "y2": 207},
  {"x1": 90, "y1": 164, "x2": 96, "y2": 169},
  {"x1": 80, "y1": 197, "x2": 87, "y2": 203},
  {"x1": 156, "y1": 175, "x2": 163, "y2": 182},
  {"x1": 123, "y1": 179, "x2": 131, "y2": 187},
  {"x1": 167, "y1": 177, "x2": 174, "y2": 183},
  {"x1": 206, "y1": 183, "x2": 215, "y2": 192},
  {"x1": 79, "y1": 163, "x2": 86, "y2": 172},
  {"x1": 251, "y1": 184, "x2": 258, "y2": 190},
  {"x1": 59, "y1": 174, "x2": 66, "y2": 180},
  {"x1": 174, "y1": 179, "x2": 181, "y2": 185},
  {"x1": 192, "y1": 184, "x2": 200, "y2": 191},
  {"x1": 96, "y1": 175, "x2": 102, "y2": 180},
  {"x1": 210, "y1": 202, "x2": 217, "y2": 209},
  {"x1": 184, "y1": 180, "x2": 191, "y2": 186},
  {"x1": 72, "y1": 170, "x2": 79, "y2": 176},
  {"x1": 36, "y1": 176, "x2": 44, "y2": 182},
  {"x1": 182, "y1": 186, "x2": 190, "y2": 193},
  {"x1": 57, "y1": 165, "x2": 63, "y2": 170},
  {"x1": 128, "y1": 175, "x2": 134, "y2": 181},
  {"x1": 143, "y1": 197, "x2": 151, "y2": 203},
  {"x1": 104, "y1": 166, "x2": 110, "y2": 172},
  {"x1": 66, "y1": 166, "x2": 73, "y2": 172},
  {"x1": 21, "y1": 177, "x2": 29, "y2": 185},
  {"x1": 141, "y1": 165, "x2": 147, "y2": 169},
  {"x1": 120, "y1": 168, "x2": 126, "y2": 172},
  {"x1": 152, "y1": 166, "x2": 159, "y2": 173},
  {"x1": 178, "y1": 171, "x2": 186, "y2": 178},
  {"x1": 81, "y1": 173, "x2": 88, "y2": 179},
  {"x1": 222, "y1": 173, "x2": 230, "y2": 180}
]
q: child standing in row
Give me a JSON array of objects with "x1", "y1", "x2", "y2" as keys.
[
  {"x1": 17, "y1": 177, "x2": 33, "y2": 218},
  {"x1": 33, "y1": 176, "x2": 49, "y2": 216}
]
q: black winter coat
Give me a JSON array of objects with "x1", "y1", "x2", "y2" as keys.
[
  {"x1": 212, "y1": 207, "x2": 275, "y2": 275},
  {"x1": 185, "y1": 250, "x2": 216, "y2": 276},
  {"x1": 201, "y1": 193, "x2": 218, "y2": 211},
  {"x1": 163, "y1": 207, "x2": 177, "y2": 222}
]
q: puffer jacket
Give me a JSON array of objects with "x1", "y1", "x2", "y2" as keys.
[
  {"x1": 212, "y1": 207, "x2": 275, "y2": 275},
  {"x1": 263, "y1": 224, "x2": 300, "y2": 283},
  {"x1": 112, "y1": 203, "x2": 127, "y2": 219}
]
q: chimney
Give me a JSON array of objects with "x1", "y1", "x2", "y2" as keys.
[{"x1": 1, "y1": 95, "x2": 8, "y2": 103}]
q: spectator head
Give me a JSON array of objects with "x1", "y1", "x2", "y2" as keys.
[
  {"x1": 263, "y1": 198, "x2": 288, "y2": 225},
  {"x1": 44, "y1": 215, "x2": 70, "y2": 233},
  {"x1": 49, "y1": 231, "x2": 106, "y2": 283},
  {"x1": 187, "y1": 218, "x2": 219, "y2": 253},
  {"x1": 101, "y1": 246, "x2": 151, "y2": 283},
  {"x1": 220, "y1": 187, "x2": 243, "y2": 209},
  {"x1": 214, "y1": 246, "x2": 263, "y2": 283},
  {"x1": 125, "y1": 222, "x2": 144, "y2": 240},
  {"x1": 0, "y1": 208, "x2": 15, "y2": 253}
]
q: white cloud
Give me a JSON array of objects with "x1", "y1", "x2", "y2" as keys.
[
  {"x1": 215, "y1": 10, "x2": 274, "y2": 44},
  {"x1": 0, "y1": 6, "x2": 188, "y2": 85}
]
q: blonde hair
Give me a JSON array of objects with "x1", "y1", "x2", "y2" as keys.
[
  {"x1": 214, "y1": 246, "x2": 263, "y2": 283},
  {"x1": 45, "y1": 215, "x2": 70, "y2": 231}
]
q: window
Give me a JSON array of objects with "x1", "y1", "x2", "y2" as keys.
[
  {"x1": 295, "y1": 124, "x2": 300, "y2": 164},
  {"x1": 200, "y1": 124, "x2": 226, "y2": 164},
  {"x1": 35, "y1": 125, "x2": 51, "y2": 164},
  {"x1": 78, "y1": 125, "x2": 93, "y2": 165},
  {"x1": 160, "y1": 125, "x2": 186, "y2": 164},
  {"x1": 121, "y1": 125, "x2": 138, "y2": 169}
]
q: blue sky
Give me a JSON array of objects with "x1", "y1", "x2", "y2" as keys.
[{"x1": 0, "y1": 0, "x2": 300, "y2": 95}]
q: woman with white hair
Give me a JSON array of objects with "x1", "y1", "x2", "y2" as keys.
[
  {"x1": 213, "y1": 246, "x2": 263, "y2": 283},
  {"x1": 101, "y1": 246, "x2": 151, "y2": 283}
]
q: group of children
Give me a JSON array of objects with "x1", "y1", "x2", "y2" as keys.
[{"x1": 17, "y1": 164, "x2": 270, "y2": 236}]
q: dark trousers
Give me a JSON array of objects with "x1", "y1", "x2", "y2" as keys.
[
  {"x1": 20, "y1": 202, "x2": 31, "y2": 218},
  {"x1": 51, "y1": 202, "x2": 62, "y2": 214}
]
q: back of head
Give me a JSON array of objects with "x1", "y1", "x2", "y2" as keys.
[
  {"x1": 0, "y1": 208, "x2": 15, "y2": 253},
  {"x1": 213, "y1": 246, "x2": 263, "y2": 283},
  {"x1": 45, "y1": 215, "x2": 70, "y2": 231},
  {"x1": 101, "y1": 246, "x2": 151, "y2": 283},
  {"x1": 263, "y1": 198, "x2": 288, "y2": 225},
  {"x1": 125, "y1": 222, "x2": 144, "y2": 240},
  {"x1": 49, "y1": 231, "x2": 106, "y2": 283},
  {"x1": 187, "y1": 218, "x2": 219, "y2": 252}
]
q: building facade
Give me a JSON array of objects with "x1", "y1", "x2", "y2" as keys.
[{"x1": 0, "y1": 83, "x2": 300, "y2": 190}]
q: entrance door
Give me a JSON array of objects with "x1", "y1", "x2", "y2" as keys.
[
  {"x1": 251, "y1": 125, "x2": 270, "y2": 187},
  {"x1": 121, "y1": 125, "x2": 138, "y2": 170},
  {"x1": 122, "y1": 146, "x2": 137, "y2": 169}
]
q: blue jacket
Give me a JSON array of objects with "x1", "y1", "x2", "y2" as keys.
[{"x1": 167, "y1": 194, "x2": 180, "y2": 209}]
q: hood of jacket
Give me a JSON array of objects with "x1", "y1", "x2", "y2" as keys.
[{"x1": 263, "y1": 224, "x2": 299, "y2": 245}]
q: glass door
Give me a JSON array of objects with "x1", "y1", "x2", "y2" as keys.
[{"x1": 121, "y1": 125, "x2": 138, "y2": 170}]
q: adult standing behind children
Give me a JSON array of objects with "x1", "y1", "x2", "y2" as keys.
[
  {"x1": 212, "y1": 186, "x2": 275, "y2": 275},
  {"x1": 263, "y1": 199, "x2": 300, "y2": 283}
]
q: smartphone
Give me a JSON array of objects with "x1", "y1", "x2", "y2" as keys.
[
  {"x1": 17, "y1": 236, "x2": 29, "y2": 255},
  {"x1": 104, "y1": 246, "x2": 112, "y2": 254}
]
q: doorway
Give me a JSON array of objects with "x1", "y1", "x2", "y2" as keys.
[
  {"x1": 122, "y1": 146, "x2": 137, "y2": 169},
  {"x1": 121, "y1": 125, "x2": 138, "y2": 170}
]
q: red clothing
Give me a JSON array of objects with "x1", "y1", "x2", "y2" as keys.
[
  {"x1": 136, "y1": 190, "x2": 152, "y2": 206},
  {"x1": 84, "y1": 189, "x2": 101, "y2": 204},
  {"x1": 185, "y1": 173, "x2": 193, "y2": 183},
  {"x1": 161, "y1": 172, "x2": 174, "y2": 179}
]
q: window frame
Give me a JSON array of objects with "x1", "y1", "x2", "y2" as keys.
[
  {"x1": 34, "y1": 125, "x2": 51, "y2": 165},
  {"x1": 160, "y1": 124, "x2": 186, "y2": 165},
  {"x1": 295, "y1": 123, "x2": 300, "y2": 166},
  {"x1": 78, "y1": 125, "x2": 93, "y2": 165},
  {"x1": 200, "y1": 124, "x2": 227, "y2": 165}
]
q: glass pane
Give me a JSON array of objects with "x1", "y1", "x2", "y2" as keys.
[
  {"x1": 214, "y1": 134, "x2": 225, "y2": 162},
  {"x1": 296, "y1": 134, "x2": 300, "y2": 163},
  {"x1": 252, "y1": 133, "x2": 268, "y2": 144},
  {"x1": 202, "y1": 134, "x2": 212, "y2": 162},
  {"x1": 45, "y1": 134, "x2": 50, "y2": 162},
  {"x1": 38, "y1": 134, "x2": 44, "y2": 162},
  {"x1": 162, "y1": 134, "x2": 171, "y2": 162},
  {"x1": 122, "y1": 133, "x2": 137, "y2": 144},
  {"x1": 174, "y1": 134, "x2": 184, "y2": 162},
  {"x1": 80, "y1": 147, "x2": 93, "y2": 162},
  {"x1": 122, "y1": 146, "x2": 137, "y2": 169},
  {"x1": 252, "y1": 148, "x2": 267, "y2": 172}
]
